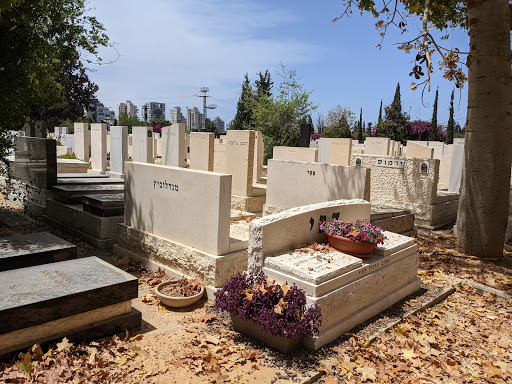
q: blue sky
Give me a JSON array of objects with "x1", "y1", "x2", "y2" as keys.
[{"x1": 89, "y1": 0, "x2": 469, "y2": 128}]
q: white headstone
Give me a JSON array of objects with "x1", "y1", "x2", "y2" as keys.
[
  {"x1": 162, "y1": 124, "x2": 186, "y2": 167},
  {"x1": 74, "y1": 122, "x2": 90, "y2": 162},
  {"x1": 132, "y1": 126, "x2": 153, "y2": 163},
  {"x1": 91, "y1": 123, "x2": 107, "y2": 173},
  {"x1": 110, "y1": 126, "x2": 128, "y2": 177},
  {"x1": 448, "y1": 139, "x2": 465, "y2": 193}
]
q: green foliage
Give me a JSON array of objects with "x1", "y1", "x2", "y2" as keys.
[
  {"x1": 204, "y1": 118, "x2": 219, "y2": 135},
  {"x1": 57, "y1": 152, "x2": 78, "y2": 159},
  {"x1": 118, "y1": 113, "x2": 147, "y2": 129},
  {"x1": 375, "y1": 83, "x2": 410, "y2": 143},
  {"x1": 0, "y1": 0, "x2": 110, "y2": 131},
  {"x1": 255, "y1": 70, "x2": 273, "y2": 101},
  {"x1": 358, "y1": 108, "x2": 363, "y2": 142},
  {"x1": 322, "y1": 105, "x2": 354, "y2": 138},
  {"x1": 430, "y1": 88, "x2": 439, "y2": 141},
  {"x1": 447, "y1": 89, "x2": 455, "y2": 144},
  {"x1": 232, "y1": 73, "x2": 256, "y2": 130},
  {"x1": 378, "y1": 99, "x2": 383, "y2": 124},
  {"x1": 253, "y1": 64, "x2": 317, "y2": 161},
  {"x1": 392, "y1": 83, "x2": 402, "y2": 114}
]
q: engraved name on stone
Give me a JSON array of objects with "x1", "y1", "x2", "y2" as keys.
[
  {"x1": 357, "y1": 257, "x2": 391, "y2": 276},
  {"x1": 227, "y1": 140, "x2": 248, "y2": 146},
  {"x1": 153, "y1": 180, "x2": 179, "y2": 191},
  {"x1": 376, "y1": 158, "x2": 404, "y2": 169},
  {"x1": 39, "y1": 270, "x2": 72, "y2": 289}
]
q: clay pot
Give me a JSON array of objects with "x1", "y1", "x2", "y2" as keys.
[
  {"x1": 230, "y1": 313, "x2": 301, "y2": 354},
  {"x1": 326, "y1": 233, "x2": 374, "y2": 258},
  {"x1": 155, "y1": 281, "x2": 204, "y2": 308}
]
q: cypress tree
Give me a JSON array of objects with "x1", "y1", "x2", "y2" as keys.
[
  {"x1": 358, "y1": 107, "x2": 363, "y2": 142},
  {"x1": 254, "y1": 70, "x2": 273, "y2": 101},
  {"x1": 232, "y1": 73, "x2": 254, "y2": 130},
  {"x1": 429, "y1": 88, "x2": 439, "y2": 141},
  {"x1": 391, "y1": 82, "x2": 401, "y2": 115},
  {"x1": 378, "y1": 99, "x2": 383, "y2": 123},
  {"x1": 447, "y1": 89, "x2": 455, "y2": 144}
]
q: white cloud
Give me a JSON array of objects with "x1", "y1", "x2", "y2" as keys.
[{"x1": 88, "y1": 0, "x2": 317, "y2": 121}]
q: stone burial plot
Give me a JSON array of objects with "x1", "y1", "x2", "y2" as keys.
[
  {"x1": 0, "y1": 232, "x2": 77, "y2": 272},
  {"x1": 114, "y1": 162, "x2": 250, "y2": 299},
  {"x1": 351, "y1": 154, "x2": 459, "y2": 231},
  {"x1": 248, "y1": 199, "x2": 420, "y2": 350},
  {"x1": 0, "y1": 257, "x2": 141, "y2": 356},
  {"x1": 263, "y1": 159, "x2": 370, "y2": 216}
]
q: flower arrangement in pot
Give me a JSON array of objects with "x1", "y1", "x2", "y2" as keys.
[
  {"x1": 155, "y1": 277, "x2": 205, "y2": 308},
  {"x1": 214, "y1": 271, "x2": 322, "y2": 354},
  {"x1": 320, "y1": 218, "x2": 387, "y2": 258}
]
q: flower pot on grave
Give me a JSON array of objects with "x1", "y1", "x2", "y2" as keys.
[
  {"x1": 155, "y1": 281, "x2": 204, "y2": 308},
  {"x1": 229, "y1": 313, "x2": 301, "y2": 354},
  {"x1": 326, "y1": 233, "x2": 374, "y2": 258}
]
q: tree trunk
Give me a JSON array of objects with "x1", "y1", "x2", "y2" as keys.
[{"x1": 457, "y1": 0, "x2": 512, "y2": 258}]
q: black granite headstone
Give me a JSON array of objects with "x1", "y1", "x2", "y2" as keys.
[
  {"x1": 0, "y1": 257, "x2": 138, "y2": 334},
  {"x1": 82, "y1": 193, "x2": 124, "y2": 217},
  {"x1": 0, "y1": 232, "x2": 77, "y2": 272},
  {"x1": 51, "y1": 184, "x2": 124, "y2": 203}
]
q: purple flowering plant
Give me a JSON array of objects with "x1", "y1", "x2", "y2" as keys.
[
  {"x1": 320, "y1": 218, "x2": 387, "y2": 247},
  {"x1": 214, "y1": 271, "x2": 322, "y2": 339}
]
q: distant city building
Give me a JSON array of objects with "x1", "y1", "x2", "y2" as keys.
[
  {"x1": 116, "y1": 100, "x2": 138, "y2": 118},
  {"x1": 186, "y1": 107, "x2": 204, "y2": 131},
  {"x1": 170, "y1": 106, "x2": 186, "y2": 124},
  {"x1": 226, "y1": 120, "x2": 234, "y2": 130},
  {"x1": 141, "y1": 102, "x2": 166, "y2": 122},
  {"x1": 85, "y1": 98, "x2": 115, "y2": 123},
  {"x1": 212, "y1": 116, "x2": 225, "y2": 132}
]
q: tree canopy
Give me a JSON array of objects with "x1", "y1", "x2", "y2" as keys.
[{"x1": 0, "y1": 0, "x2": 110, "y2": 131}]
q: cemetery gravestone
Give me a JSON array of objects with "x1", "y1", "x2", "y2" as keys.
[
  {"x1": 405, "y1": 141, "x2": 434, "y2": 159},
  {"x1": 225, "y1": 130, "x2": 255, "y2": 197},
  {"x1": 74, "y1": 123, "x2": 91, "y2": 162},
  {"x1": 364, "y1": 137, "x2": 391, "y2": 155},
  {"x1": 14, "y1": 137, "x2": 57, "y2": 189},
  {"x1": 253, "y1": 131, "x2": 264, "y2": 182},
  {"x1": 318, "y1": 138, "x2": 352, "y2": 166},
  {"x1": 300, "y1": 124, "x2": 312, "y2": 147},
  {"x1": 162, "y1": 124, "x2": 186, "y2": 167},
  {"x1": 214, "y1": 139, "x2": 227, "y2": 173},
  {"x1": 273, "y1": 146, "x2": 318, "y2": 163},
  {"x1": 448, "y1": 139, "x2": 465, "y2": 193},
  {"x1": 190, "y1": 132, "x2": 214, "y2": 171},
  {"x1": 132, "y1": 126, "x2": 153, "y2": 163},
  {"x1": 109, "y1": 126, "x2": 128, "y2": 177},
  {"x1": 91, "y1": 123, "x2": 108, "y2": 173}
]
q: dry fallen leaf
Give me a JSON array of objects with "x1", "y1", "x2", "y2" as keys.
[
  {"x1": 357, "y1": 366, "x2": 377, "y2": 382},
  {"x1": 201, "y1": 313, "x2": 217, "y2": 323},
  {"x1": 56, "y1": 337, "x2": 73, "y2": 352}
]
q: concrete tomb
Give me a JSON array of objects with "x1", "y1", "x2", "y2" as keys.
[
  {"x1": 56, "y1": 146, "x2": 72, "y2": 157},
  {"x1": 273, "y1": 146, "x2": 318, "y2": 163},
  {"x1": 74, "y1": 122, "x2": 91, "y2": 163},
  {"x1": 0, "y1": 232, "x2": 77, "y2": 272},
  {"x1": 318, "y1": 138, "x2": 352, "y2": 166},
  {"x1": 448, "y1": 139, "x2": 464, "y2": 193},
  {"x1": 263, "y1": 159, "x2": 370, "y2": 215},
  {"x1": 404, "y1": 141, "x2": 434, "y2": 159},
  {"x1": 132, "y1": 126, "x2": 153, "y2": 163},
  {"x1": 114, "y1": 162, "x2": 249, "y2": 297},
  {"x1": 248, "y1": 199, "x2": 420, "y2": 350},
  {"x1": 253, "y1": 131, "x2": 264, "y2": 182},
  {"x1": 91, "y1": 123, "x2": 108, "y2": 173},
  {"x1": 56, "y1": 159, "x2": 89, "y2": 174},
  {"x1": 0, "y1": 257, "x2": 140, "y2": 356},
  {"x1": 225, "y1": 130, "x2": 266, "y2": 212},
  {"x1": 213, "y1": 139, "x2": 227, "y2": 174},
  {"x1": 351, "y1": 154, "x2": 458, "y2": 230},
  {"x1": 189, "y1": 132, "x2": 214, "y2": 171},
  {"x1": 162, "y1": 124, "x2": 186, "y2": 168},
  {"x1": 14, "y1": 137, "x2": 57, "y2": 189},
  {"x1": 109, "y1": 126, "x2": 128, "y2": 178}
]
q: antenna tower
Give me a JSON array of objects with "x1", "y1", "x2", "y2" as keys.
[{"x1": 195, "y1": 87, "x2": 217, "y2": 131}]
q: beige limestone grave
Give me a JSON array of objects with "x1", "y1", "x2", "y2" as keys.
[
  {"x1": 253, "y1": 131, "x2": 264, "y2": 182},
  {"x1": 91, "y1": 123, "x2": 107, "y2": 173},
  {"x1": 247, "y1": 199, "x2": 419, "y2": 350},
  {"x1": 318, "y1": 138, "x2": 352, "y2": 166},
  {"x1": 273, "y1": 146, "x2": 318, "y2": 163},
  {"x1": 56, "y1": 146, "x2": 72, "y2": 157},
  {"x1": 405, "y1": 141, "x2": 434, "y2": 159},
  {"x1": 364, "y1": 137, "x2": 391, "y2": 155},
  {"x1": 115, "y1": 162, "x2": 249, "y2": 297},
  {"x1": 213, "y1": 139, "x2": 227, "y2": 173},
  {"x1": 263, "y1": 160, "x2": 370, "y2": 215},
  {"x1": 351, "y1": 154, "x2": 459, "y2": 229},
  {"x1": 190, "y1": 132, "x2": 214, "y2": 171},
  {"x1": 132, "y1": 126, "x2": 153, "y2": 163},
  {"x1": 74, "y1": 122, "x2": 91, "y2": 163},
  {"x1": 162, "y1": 124, "x2": 186, "y2": 167}
]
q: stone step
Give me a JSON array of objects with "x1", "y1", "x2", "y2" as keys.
[
  {"x1": 0, "y1": 257, "x2": 140, "y2": 356},
  {"x1": 0, "y1": 232, "x2": 77, "y2": 272},
  {"x1": 58, "y1": 173, "x2": 109, "y2": 179},
  {"x1": 82, "y1": 193, "x2": 124, "y2": 217},
  {"x1": 56, "y1": 177, "x2": 124, "y2": 185},
  {"x1": 51, "y1": 184, "x2": 124, "y2": 204}
]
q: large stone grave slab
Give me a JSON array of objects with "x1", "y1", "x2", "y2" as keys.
[
  {"x1": 318, "y1": 138, "x2": 352, "y2": 166},
  {"x1": 56, "y1": 159, "x2": 89, "y2": 174},
  {"x1": 405, "y1": 141, "x2": 434, "y2": 159},
  {"x1": 91, "y1": 123, "x2": 107, "y2": 173},
  {"x1": 162, "y1": 124, "x2": 186, "y2": 167},
  {"x1": 0, "y1": 232, "x2": 77, "y2": 272},
  {"x1": 132, "y1": 126, "x2": 153, "y2": 163},
  {"x1": 56, "y1": 177, "x2": 124, "y2": 185},
  {"x1": 263, "y1": 160, "x2": 370, "y2": 215},
  {"x1": 109, "y1": 126, "x2": 128, "y2": 178},
  {"x1": 74, "y1": 122, "x2": 91, "y2": 163},
  {"x1": 364, "y1": 137, "x2": 391, "y2": 155},
  {"x1": 83, "y1": 193, "x2": 124, "y2": 217},
  {"x1": 189, "y1": 132, "x2": 214, "y2": 171},
  {"x1": 272, "y1": 146, "x2": 318, "y2": 163},
  {"x1": 58, "y1": 173, "x2": 109, "y2": 179},
  {"x1": 14, "y1": 137, "x2": 57, "y2": 189},
  {"x1": 247, "y1": 200, "x2": 419, "y2": 350},
  {"x1": 52, "y1": 184, "x2": 124, "y2": 204},
  {"x1": 0, "y1": 257, "x2": 140, "y2": 356}
]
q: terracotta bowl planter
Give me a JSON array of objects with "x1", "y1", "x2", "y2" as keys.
[
  {"x1": 155, "y1": 281, "x2": 204, "y2": 308},
  {"x1": 326, "y1": 233, "x2": 374, "y2": 258},
  {"x1": 230, "y1": 313, "x2": 301, "y2": 354}
]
